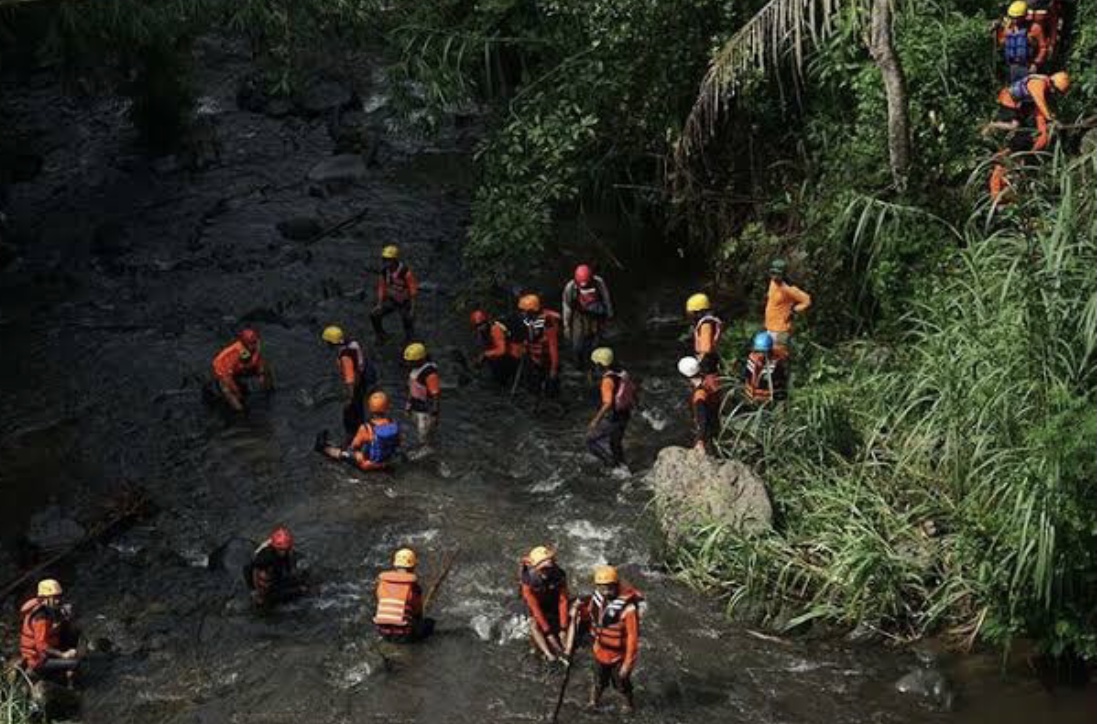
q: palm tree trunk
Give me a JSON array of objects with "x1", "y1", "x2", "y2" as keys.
[{"x1": 868, "y1": 0, "x2": 911, "y2": 191}]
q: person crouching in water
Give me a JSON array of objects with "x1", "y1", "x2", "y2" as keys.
[
  {"x1": 19, "y1": 579, "x2": 81, "y2": 687},
  {"x1": 373, "y1": 548, "x2": 433, "y2": 642},
  {"x1": 210, "y1": 328, "x2": 273, "y2": 413},
  {"x1": 316, "y1": 392, "x2": 401, "y2": 471},
  {"x1": 567, "y1": 565, "x2": 642, "y2": 714},
  {"x1": 520, "y1": 546, "x2": 573, "y2": 662},
  {"x1": 243, "y1": 526, "x2": 308, "y2": 610}
]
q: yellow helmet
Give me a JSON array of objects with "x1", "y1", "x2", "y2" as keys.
[
  {"x1": 322, "y1": 325, "x2": 345, "y2": 345},
  {"x1": 403, "y1": 342, "x2": 427, "y2": 362},
  {"x1": 1007, "y1": 0, "x2": 1027, "y2": 18},
  {"x1": 590, "y1": 347, "x2": 614, "y2": 367},
  {"x1": 1050, "y1": 71, "x2": 1070, "y2": 93},
  {"x1": 593, "y1": 566, "x2": 619, "y2": 585},
  {"x1": 517, "y1": 294, "x2": 542, "y2": 313},
  {"x1": 37, "y1": 578, "x2": 63, "y2": 597},
  {"x1": 528, "y1": 545, "x2": 554, "y2": 567},
  {"x1": 686, "y1": 293, "x2": 711, "y2": 313},
  {"x1": 393, "y1": 548, "x2": 418, "y2": 568},
  {"x1": 382, "y1": 245, "x2": 400, "y2": 260}
]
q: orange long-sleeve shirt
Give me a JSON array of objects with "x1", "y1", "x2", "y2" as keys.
[
  {"x1": 765, "y1": 279, "x2": 812, "y2": 334},
  {"x1": 349, "y1": 417, "x2": 397, "y2": 471},
  {"x1": 581, "y1": 590, "x2": 641, "y2": 669},
  {"x1": 212, "y1": 341, "x2": 263, "y2": 382},
  {"x1": 482, "y1": 322, "x2": 510, "y2": 360},
  {"x1": 521, "y1": 580, "x2": 570, "y2": 634}
]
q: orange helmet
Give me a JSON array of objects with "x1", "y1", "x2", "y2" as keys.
[
  {"x1": 1050, "y1": 71, "x2": 1070, "y2": 93},
  {"x1": 518, "y1": 294, "x2": 542, "y2": 313},
  {"x1": 469, "y1": 309, "x2": 489, "y2": 327},
  {"x1": 270, "y1": 526, "x2": 294, "y2": 551},
  {"x1": 368, "y1": 391, "x2": 390, "y2": 414}
]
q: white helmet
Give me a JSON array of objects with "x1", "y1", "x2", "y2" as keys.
[{"x1": 677, "y1": 356, "x2": 701, "y2": 378}]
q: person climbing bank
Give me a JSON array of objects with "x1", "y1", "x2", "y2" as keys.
[
  {"x1": 586, "y1": 347, "x2": 636, "y2": 471},
  {"x1": 470, "y1": 309, "x2": 518, "y2": 386},
  {"x1": 317, "y1": 391, "x2": 401, "y2": 471},
  {"x1": 744, "y1": 331, "x2": 787, "y2": 404},
  {"x1": 404, "y1": 343, "x2": 441, "y2": 458},
  {"x1": 562, "y1": 264, "x2": 614, "y2": 369},
  {"x1": 678, "y1": 355, "x2": 722, "y2": 452},
  {"x1": 211, "y1": 328, "x2": 272, "y2": 412},
  {"x1": 374, "y1": 548, "x2": 432, "y2": 642},
  {"x1": 244, "y1": 526, "x2": 308, "y2": 610},
  {"x1": 988, "y1": 71, "x2": 1070, "y2": 152},
  {"x1": 520, "y1": 546, "x2": 573, "y2": 663},
  {"x1": 322, "y1": 325, "x2": 377, "y2": 437},
  {"x1": 686, "y1": 293, "x2": 723, "y2": 374},
  {"x1": 568, "y1": 566, "x2": 642, "y2": 714},
  {"x1": 370, "y1": 245, "x2": 419, "y2": 345},
  {"x1": 19, "y1": 579, "x2": 81, "y2": 684},
  {"x1": 764, "y1": 258, "x2": 811, "y2": 356},
  {"x1": 996, "y1": 1, "x2": 1047, "y2": 81},
  {"x1": 515, "y1": 294, "x2": 562, "y2": 398}
]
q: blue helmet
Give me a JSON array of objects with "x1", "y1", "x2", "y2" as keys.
[{"x1": 752, "y1": 331, "x2": 773, "y2": 352}]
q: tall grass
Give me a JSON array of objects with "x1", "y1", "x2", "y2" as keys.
[
  {"x1": 669, "y1": 147, "x2": 1097, "y2": 656},
  {"x1": 0, "y1": 676, "x2": 38, "y2": 724}
]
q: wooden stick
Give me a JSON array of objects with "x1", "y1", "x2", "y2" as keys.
[
  {"x1": 305, "y1": 207, "x2": 370, "y2": 245},
  {"x1": 423, "y1": 549, "x2": 458, "y2": 614},
  {"x1": 549, "y1": 654, "x2": 575, "y2": 723}
]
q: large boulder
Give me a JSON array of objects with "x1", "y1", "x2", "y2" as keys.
[{"x1": 646, "y1": 446, "x2": 772, "y2": 541}]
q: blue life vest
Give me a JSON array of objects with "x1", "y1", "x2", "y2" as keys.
[
  {"x1": 1010, "y1": 77, "x2": 1033, "y2": 102},
  {"x1": 1003, "y1": 26, "x2": 1031, "y2": 66},
  {"x1": 367, "y1": 422, "x2": 400, "y2": 463}
]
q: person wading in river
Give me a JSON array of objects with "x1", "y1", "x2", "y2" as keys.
[
  {"x1": 373, "y1": 548, "x2": 432, "y2": 642},
  {"x1": 520, "y1": 546, "x2": 573, "y2": 663},
  {"x1": 586, "y1": 347, "x2": 636, "y2": 472},
  {"x1": 514, "y1": 294, "x2": 562, "y2": 399},
  {"x1": 211, "y1": 328, "x2": 273, "y2": 412},
  {"x1": 686, "y1": 293, "x2": 723, "y2": 374},
  {"x1": 562, "y1": 264, "x2": 614, "y2": 370},
  {"x1": 403, "y1": 343, "x2": 441, "y2": 459},
  {"x1": 678, "y1": 355, "x2": 722, "y2": 453},
  {"x1": 370, "y1": 245, "x2": 419, "y2": 345},
  {"x1": 567, "y1": 566, "x2": 642, "y2": 714},
  {"x1": 316, "y1": 391, "x2": 401, "y2": 471},
  {"x1": 322, "y1": 325, "x2": 378, "y2": 439},
  {"x1": 19, "y1": 579, "x2": 81, "y2": 686},
  {"x1": 243, "y1": 526, "x2": 308, "y2": 610},
  {"x1": 764, "y1": 258, "x2": 811, "y2": 359},
  {"x1": 470, "y1": 309, "x2": 518, "y2": 387}
]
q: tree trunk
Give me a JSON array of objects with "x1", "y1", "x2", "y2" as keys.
[{"x1": 869, "y1": 0, "x2": 912, "y2": 191}]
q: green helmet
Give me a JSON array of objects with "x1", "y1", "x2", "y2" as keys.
[{"x1": 769, "y1": 258, "x2": 788, "y2": 276}]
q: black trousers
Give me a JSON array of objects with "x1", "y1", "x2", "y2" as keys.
[{"x1": 371, "y1": 299, "x2": 414, "y2": 341}]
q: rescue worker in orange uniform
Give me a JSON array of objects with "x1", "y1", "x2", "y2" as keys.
[
  {"x1": 744, "y1": 331, "x2": 787, "y2": 404},
  {"x1": 211, "y1": 328, "x2": 272, "y2": 412},
  {"x1": 586, "y1": 348, "x2": 637, "y2": 470},
  {"x1": 567, "y1": 566, "x2": 642, "y2": 714},
  {"x1": 374, "y1": 548, "x2": 431, "y2": 642},
  {"x1": 19, "y1": 579, "x2": 80, "y2": 684},
  {"x1": 996, "y1": 1, "x2": 1047, "y2": 81},
  {"x1": 685, "y1": 293, "x2": 723, "y2": 374},
  {"x1": 243, "y1": 526, "x2": 308, "y2": 610},
  {"x1": 562, "y1": 264, "x2": 614, "y2": 369},
  {"x1": 470, "y1": 309, "x2": 518, "y2": 386},
  {"x1": 515, "y1": 294, "x2": 562, "y2": 398},
  {"x1": 520, "y1": 546, "x2": 573, "y2": 662},
  {"x1": 403, "y1": 343, "x2": 441, "y2": 457},
  {"x1": 678, "y1": 355, "x2": 723, "y2": 452},
  {"x1": 322, "y1": 325, "x2": 378, "y2": 437},
  {"x1": 370, "y1": 245, "x2": 419, "y2": 345},
  {"x1": 988, "y1": 131, "x2": 1035, "y2": 204},
  {"x1": 989, "y1": 71, "x2": 1070, "y2": 152},
  {"x1": 765, "y1": 259, "x2": 811, "y2": 357},
  {"x1": 317, "y1": 391, "x2": 402, "y2": 471}
]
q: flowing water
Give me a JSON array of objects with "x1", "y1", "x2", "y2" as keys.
[{"x1": 2, "y1": 45, "x2": 1094, "y2": 724}]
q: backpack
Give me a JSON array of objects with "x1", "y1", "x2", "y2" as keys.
[
  {"x1": 368, "y1": 421, "x2": 400, "y2": 463},
  {"x1": 608, "y1": 371, "x2": 638, "y2": 413}
]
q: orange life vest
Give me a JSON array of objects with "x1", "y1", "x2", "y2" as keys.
[
  {"x1": 373, "y1": 570, "x2": 419, "y2": 631},
  {"x1": 693, "y1": 314, "x2": 723, "y2": 355},
  {"x1": 408, "y1": 362, "x2": 439, "y2": 402},
  {"x1": 590, "y1": 588, "x2": 642, "y2": 664},
  {"x1": 19, "y1": 598, "x2": 57, "y2": 670}
]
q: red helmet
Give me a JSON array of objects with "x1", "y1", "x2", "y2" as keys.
[
  {"x1": 238, "y1": 328, "x2": 260, "y2": 351},
  {"x1": 469, "y1": 309, "x2": 489, "y2": 327},
  {"x1": 574, "y1": 264, "x2": 592, "y2": 285},
  {"x1": 270, "y1": 526, "x2": 294, "y2": 551}
]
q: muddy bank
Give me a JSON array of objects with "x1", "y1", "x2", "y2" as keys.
[{"x1": 2, "y1": 39, "x2": 1095, "y2": 724}]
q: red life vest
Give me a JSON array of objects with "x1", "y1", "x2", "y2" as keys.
[
  {"x1": 576, "y1": 283, "x2": 602, "y2": 311},
  {"x1": 521, "y1": 311, "x2": 559, "y2": 363},
  {"x1": 19, "y1": 598, "x2": 57, "y2": 670},
  {"x1": 338, "y1": 341, "x2": 366, "y2": 376},
  {"x1": 745, "y1": 353, "x2": 778, "y2": 402},
  {"x1": 373, "y1": 570, "x2": 419, "y2": 632},
  {"x1": 383, "y1": 263, "x2": 413, "y2": 303},
  {"x1": 590, "y1": 588, "x2": 642, "y2": 664}
]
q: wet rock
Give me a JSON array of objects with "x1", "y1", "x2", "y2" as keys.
[
  {"x1": 0, "y1": 239, "x2": 18, "y2": 269},
  {"x1": 895, "y1": 666, "x2": 955, "y2": 711},
  {"x1": 277, "y1": 217, "x2": 323, "y2": 242},
  {"x1": 151, "y1": 154, "x2": 182, "y2": 176},
  {"x1": 297, "y1": 79, "x2": 357, "y2": 117},
  {"x1": 25, "y1": 505, "x2": 85, "y2": 552},
  {"x1": 208, "y1": 537, "x2": 257, "y2": 579},
  {"x1": 92, "y1": 220, "x2": 132, "y2": 258},
  {"x1": 238, "y1": 306, "x2": 287, "y2": 326},
  {"x1": 329, "y1": 110, "x2": 373, "y2": 156},
  {"x1": 307, "y1": 154, "x2": 368, "y2": 185},
  {"x1": 645, "y1": 446, "x2": 772, "y2": 542}
]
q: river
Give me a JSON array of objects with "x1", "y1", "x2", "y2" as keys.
[{"x1": 1, "y1": 41, "x2": 1094, "y2": 724}]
